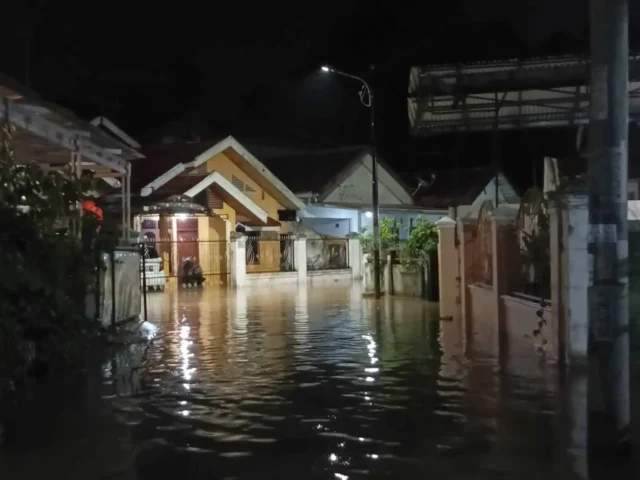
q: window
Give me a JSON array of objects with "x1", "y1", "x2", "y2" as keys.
[
  {"x1": 206, "y1": 189, "x2": 223, "y2": 209},
  {"x1": 231, "y1": 175, "x2": 257, "y2": 194},
  {"x1": 231, "y1": 175, "x2": 245, "y2": 191}
]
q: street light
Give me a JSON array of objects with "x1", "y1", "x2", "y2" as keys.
[{"x1": 321, "y1": 64, "x2": 381, "y2": 299}]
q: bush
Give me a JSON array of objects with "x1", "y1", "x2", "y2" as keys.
[
  {"x1": 0, "y1": 125, "x2": 101, "y2": 390},
  {"x1": 401, "y1": 218, "x2": 438, "y2": 266},
  {"x1": 358, "y1": 217, "x2": 399, "y2": 254}
]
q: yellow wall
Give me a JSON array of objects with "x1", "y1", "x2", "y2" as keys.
[
  {"x1": 205, "y1": 152, "x2": 285, "y2": 222},
  {"x1": 197, "y1": 215, "x2": 229, "y2": 285}
]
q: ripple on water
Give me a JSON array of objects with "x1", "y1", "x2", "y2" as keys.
[{"x1": 0, "y1": 284, "x2": 592, "y2": 479}]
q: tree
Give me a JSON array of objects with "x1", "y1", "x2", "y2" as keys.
[
  {"x1": 358, "y1": 217, "x2": 399, "y2": 254},
  {"x1": 0, "y1": 122, "x2": 100, "y2": 390},
  {"x1": 401, "y1": 218, "x2": 438, "y2": 266}
]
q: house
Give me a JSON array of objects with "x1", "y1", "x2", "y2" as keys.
[
  {"x1": 260, "y1": 146, "x2": 441, "y2": 240},
  {"x1": 406, "y1": 167, "x2": 521, "y2": 218},
  {"x1": 125, "y1": 135, "x2": 305, "y2": 280}
]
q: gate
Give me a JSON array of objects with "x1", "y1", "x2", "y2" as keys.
[{"x1": 141, "y1": 238, "x2": 229, "y2": 286}]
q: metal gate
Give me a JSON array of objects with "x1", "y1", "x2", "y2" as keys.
[{"x1": 141, "y1": 238, "x2": 229, "y2": 287}]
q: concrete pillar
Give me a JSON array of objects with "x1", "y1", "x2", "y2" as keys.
[
  {"x1": 230, "y1": 234, "x2": 247, "y2": 287},
  {"x1": 550, "y1": 191, "x2": 589, "y2": 474},
  {"x1": 384, "y1": 253, "x2": 394, "y2": 295},
  {"x1": 435, "y1": 216, "x2": 458, "y2": 319},
  {"x1": 362, "y1": 254, "x2": 384, "y2": 296},
  {"x1": 560, "y1": 192, "x2": 590, "y2": 365},
  {"x1": 490, "y1": 206, "x2": 519, "y2": 358},
  {"x1": 548, "y1": 198, "x2": 564, "y2": 362},
  {"x1": 458, "y1": 218, "x2": 476, "y2": 340},
  {"x1": 294, "y1": 235, "x2": 307, "y2": 284},
  {"x1": 348, "y1": 234, "x2": 362, "y2": 279}
]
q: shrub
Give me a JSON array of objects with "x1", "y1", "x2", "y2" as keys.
[
  {"x1": 0, "y1": 124, "x2": 101, "y2": 390},
  {"x1": 358, "y1": 217, "x2": 399, "y2": 254},
  {"x1": 401, "y1": 218, "x2": 438, "y2": 266}
]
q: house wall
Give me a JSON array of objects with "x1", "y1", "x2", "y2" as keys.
[
  {"x1": 300, "y1": 218, "x2": 351, "y2": 237},
  {"x1": 197, "y1": 216, "x2": 229, "y2": 283},
  {"x1": 298, "y1": 205, "x2": 360, "y2": 236},
  {"x1": 471, "y1": 174, "x2": 519, "y2": 207},
  {"x1": 205, "y1": 152, "x2": 286, "y2": 225},
  {"x1": 323, "y1": 157, "x2": 409, "y2": 205}
]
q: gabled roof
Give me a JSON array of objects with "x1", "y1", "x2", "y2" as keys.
[
  {"x1": 90, "y1": 116, "x2": 142, "y2": 150},
  {"x1": 261, "y1": 146, "x2": 367, "y2": 195},
  {"x1": 183, "y1": 171, "x2": 268, "y2": 223},
  {"x1": 136, "y1": 135, "x2": 305, "y2": 210},
  {"x1": 406, "y1": 167, "x2": 519, "y2": 209},
  {"x1": 0, "y1": 72, "x2": 139, "y2": 176},
  {"x1": 261, "y1": 145, "x2": 413, "y2": 203}
]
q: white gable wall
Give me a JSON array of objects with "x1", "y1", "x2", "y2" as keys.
[
  {"x1": 322, "y1": 154, "x2": 413, "y2": 205},
  {"x1": 471, "y1": 174, "x2": 520, "y2": 207}
]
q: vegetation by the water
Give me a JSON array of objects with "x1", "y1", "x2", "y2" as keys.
[
  {"x1": 358, "y1": 217, "x2": 438, "y2": 265},
  {"x1": 0, "y1": 123, "x2": 103, "y2": 393}
]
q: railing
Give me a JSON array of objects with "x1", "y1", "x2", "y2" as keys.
[
  {"x1": 306, "y1": 237, "x2": 348, "y2": 271},
  {"x1": 140, "y1": 239, "x2": 229, "y2": 280},
  {"x1": 246, "y1": 234, "x2": 295, "y2": 273}
]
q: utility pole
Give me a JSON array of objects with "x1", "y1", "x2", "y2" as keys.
[
  {"x1": 587, "y1": 0, "x2": 630, "y2": 453},
  {"x1": 369, "y1": 65, "x2": 382, "y2": 299},
  {"x1": 321, "y1": 65, "x2": 381, "y2": 298}
]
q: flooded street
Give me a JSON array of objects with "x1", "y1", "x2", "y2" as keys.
[{"x1": 0, "y1": 282, "x2": 628, "y2": 479}]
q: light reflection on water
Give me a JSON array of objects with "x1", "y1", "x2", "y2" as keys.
[{"x1": 3, "y1": 282, "x2": 633, "y2": 479}]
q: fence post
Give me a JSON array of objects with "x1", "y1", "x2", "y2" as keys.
[
  {"x1": 348, "y1": 234, "x2": 362, "y2": 279},
  {"x1": 558, "y1": 191, "x2": 590, "y2": 366},
  {"x1": 230, "y1": 234, "x2": 247, "y2": 287},
  {"x1": 294, "y1": 234, "x2": 307, "y2": 284},
  {"x1": 458, "y1": 218, "x2": 476, "y2": 340},
  {"x1": 548, "y1": 197, "x2": 564, "y2": 362},
  {"x1": 435, "y1": 216, "x2": 458, "y2": 319},
  {"x1": 490, "y1": 206, "x2": 519, "y2": 359}
]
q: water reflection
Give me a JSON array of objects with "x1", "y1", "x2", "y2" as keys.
[{"x1": 1, "y1": 283, "x2": 624, "y2": 478}]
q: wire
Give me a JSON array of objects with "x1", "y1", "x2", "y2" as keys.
[{"x1": 359, "y1": 85, "x2": 371, "y2": 107}]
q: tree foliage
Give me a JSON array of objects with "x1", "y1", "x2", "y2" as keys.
[
  {"x1": 401, "y1": 218, "x2": 439, "y2": 266},
  {"x1": 358, "y1": 217, "x2": 399, "y2": 254},
  {"x1": 519, "y1": 210, "x2": 551, "y2": 298},
  {"x1": 0, "y1": 123, "x2": 101, "y2": 389}
]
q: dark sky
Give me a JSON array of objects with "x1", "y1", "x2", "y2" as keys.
[{"x1": 1, "y1": 1, "x2": 636, "y2": 188}]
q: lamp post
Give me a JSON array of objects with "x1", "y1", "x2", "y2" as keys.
[{"x1": 321, "y1": 65, "x2": 381, "y2": 299}]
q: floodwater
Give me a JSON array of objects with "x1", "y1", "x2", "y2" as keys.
[{"x1": 0, "y1": 282, "x2": 635, "y2": 479}]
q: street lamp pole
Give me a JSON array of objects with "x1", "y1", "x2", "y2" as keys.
[{"x1": 321, "y1": 65, "x2": 381, "y2": 299}]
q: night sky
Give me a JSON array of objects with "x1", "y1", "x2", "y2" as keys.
[{"x1": 1, "y1": 1, "x2": 638, "y2": 190}]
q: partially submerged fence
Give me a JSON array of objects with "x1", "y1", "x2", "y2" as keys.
[
  {"x1": 306, "y1": 237, "x2": 348, "y2": 271},
  {"x1": 513, "y1": 188, "x2": 550, "y2": 300},
  {"x1": 140, "y1": 238, "x2": 229, "y2": 284},
  {"x1": 92, "y1": 246, "x2": 142, "y2": 329},
  {"x1": 246, "y1": 233, "x2": 295, "y2": 273}
]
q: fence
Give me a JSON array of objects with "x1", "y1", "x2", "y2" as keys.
[
  {"x1": 140, "y1": 238, "x2": 229, "y2": 282},
  {"x1": 94, "y1": 247, "x2": 142, "y2": 328},
  {"x1": 306, "y1": 237, "x2": 348, "y2": 271},
  {"x1": 246, "y1": 234, "x2": 295, "y2": 273}
]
